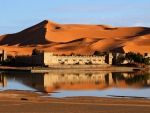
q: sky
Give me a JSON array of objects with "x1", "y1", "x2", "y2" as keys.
[{"x1": 0, "y1": 0, "x2": 150, "y2": 35}]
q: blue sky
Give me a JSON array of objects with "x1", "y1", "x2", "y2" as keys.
[{"x1": 0, "y1": 0, "x2": 150, "y2": 35}]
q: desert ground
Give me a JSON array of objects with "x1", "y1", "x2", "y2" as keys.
[
  {"x1": 0, "y1": 90, "x2": 150, "y2": 113},
  {"x1": 0, "y1": 20, "x2": 150, "y2": 56}
]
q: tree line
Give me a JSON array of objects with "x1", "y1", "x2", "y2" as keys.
[{"x1": 125, "y1": 52, "x2": 149, "y2": 65}]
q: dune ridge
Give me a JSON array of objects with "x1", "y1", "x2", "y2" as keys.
[{"x1": 0, "y1": 20, "x2": 150, "y2": 55}]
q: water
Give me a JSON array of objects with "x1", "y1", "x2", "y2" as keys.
[{"x1": 0, "y1": 71, "x2": 150, "y2": 98}]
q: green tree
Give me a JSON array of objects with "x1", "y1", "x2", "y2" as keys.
[
  {"x1": 2, "y1": 59, "x2": 12, "y2": 65},
  {"x1": 89, "y1": 61, "x2": 93, "y2": 65},
  {"x1": 117, "y1": 54, "x2": 125, "y2": 64},
  {"x1": 134, "y1": 53, "x2": 143, "y2": 63},
  {"x1": 85, "y1": 61, "x2": 93, "y2": 65},
  {"x1": 76, "y1": 54, "x2": 82, "y2": 56},
  {"x1": 125, "y1": 51, "x2": 149, "y2": 65},
  {"x1": 142, "y1": 58, "x2": 150, "y2": 65},
  {"x1": 32, "y1": 49, "x2": 40, "y2": 55},
  {"x1": 62, "y1": 53, "x2": 66, "y2": 56},
  {"x1": 93, "y1": 51, "x2": 101, "y2": 56},
  {"x1": 125, "y1": 52, "x2": 136, "y2": 63},
  {"x1": 104, "y1": 50, "x2": 110, "y2": 55},
  {"x1": 70, "y1": 52, "x2": 75, "y2": 56}
]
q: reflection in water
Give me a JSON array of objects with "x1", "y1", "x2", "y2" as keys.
[
  {"x1": 0, "y1": 74, "x2": 7, "y2": 87},
  {"x1": 0, "y1": 71, "x2": 150, "y2": 94}
]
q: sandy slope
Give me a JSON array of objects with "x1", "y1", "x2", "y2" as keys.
[{"x1": 0, "y1": 20, "x2": 150, "y2": 55}]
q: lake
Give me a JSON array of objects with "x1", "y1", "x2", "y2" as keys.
[{"x1": 0, "y1": 71, "x2": 150, "y2": 98}]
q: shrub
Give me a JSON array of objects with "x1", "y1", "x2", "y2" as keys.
[
  {"x1": 1, "y1": 59, "x2": 12, "y2": 65},
  {"x1": 93, "y1": 51, "x2": 101, "y2": 56}
]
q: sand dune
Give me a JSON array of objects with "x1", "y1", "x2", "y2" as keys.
[{"x1": 0, "y1": 20, "x2": 150, "y2": 55}]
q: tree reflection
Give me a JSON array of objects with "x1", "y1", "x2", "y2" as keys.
[{"x1": 124, "y1": 73, "x2": 150, "y2": 85}]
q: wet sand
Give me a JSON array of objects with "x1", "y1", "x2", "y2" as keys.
[{"x1": 0, "y1": 90, "x2": 150, "y2": 113}]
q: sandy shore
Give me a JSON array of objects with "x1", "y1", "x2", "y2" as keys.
[{"x1": 0, "y1": 90, "x2": 150, "y2": 113}]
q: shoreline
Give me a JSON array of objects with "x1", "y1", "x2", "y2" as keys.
[
  {"x1": 1, "y1": 90, "x2": 149, "y2": 100},
  {"x1": 0, "y1": 65, "x2": 149, "y2": 73},
  {"x1": 0, "y1": 90, "x2": 150, "y2": 113}
]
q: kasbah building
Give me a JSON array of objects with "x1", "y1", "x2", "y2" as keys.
[
  {"x1": 1, "y1": 50, "x2": 150, "y2": 67},
  {"x1": 15, "y1": 52, "x2": 119, "y2": 66},
  {"x1": 15, "y1": 52, "x2": 118, "y2": 66}
]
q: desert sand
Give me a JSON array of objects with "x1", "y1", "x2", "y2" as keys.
[
  {"x1": 0, "y1": 90, "x2": 150, "y2": 113},
  {"x1": 0, "y1": 20, "x2": 150, "y2": 56}
]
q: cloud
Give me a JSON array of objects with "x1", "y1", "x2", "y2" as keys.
[
  {"x1": 37, "y1": 5, "x2": 135, "y2": 12},
  {"x1": 133, "y1": 23, "x2": 145, "y2": 27},
  {"x1": 52, "y1": 14, "x2": 150, "y2": 27},
  {"x1": 96, "y1": 15, "x2": 150, "y2": 27}
]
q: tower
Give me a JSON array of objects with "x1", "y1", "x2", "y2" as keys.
[
  {"x1": 106, "y1": 53, "x2": 113, "y2": 64},
  {"x1": 2, "y1": 50, "x2": 7, "y2": 61}
]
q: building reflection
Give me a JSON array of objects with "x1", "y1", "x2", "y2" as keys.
[
  {"x1": 145, "y1": 79, "x2": 150, "y2": 85},
  {"x1": 0, "y1": 71, "x2": 150, "y2": 93},
  {"x1": 0, "y1": 74, "x2": 7, "y2": 87}
]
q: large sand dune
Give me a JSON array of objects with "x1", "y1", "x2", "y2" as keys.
[{"x1": 0, "y1": 20, "x2": 150, "y2": 55}]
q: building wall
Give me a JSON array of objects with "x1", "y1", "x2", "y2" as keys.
[
  {"x1": 0, "y1": 74, "x2": 7, "y2": 87},
  {"x1": 44, "y1": 52, "x2": 106, "y2": 65},
  {"x1": 44, "y1": 52, "x2": 57, "y2": 65},
  {"x1": 44, "y1": 55, "x2": 106, "y2": 65},
  {"x1": 144, "y1": 53, "x2": 150, "y2": 64},
  {"x1": 0, "y1": 50, "x2": 7, "y2": 61},
  {"x1": 144, "y1": 53, "x2": 150, "y2": 58},
  {"x1": 105, "y1": 53, "x2": 113, "y2": 64},
  {"x1": 44, "y1": 72, "x2": 107, "y2": 86},
  {"x1": 15, "y1": 52, "x2": 112, "y2": 66},
  {"x1": 15, "y1": 52, "x2": 44, "y2": 65}
]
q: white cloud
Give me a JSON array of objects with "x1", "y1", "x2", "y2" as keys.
[
  {"x1": 134, "y1": 23, "x2": 145, "y2": 27},
  {"x1": 52, "y1": 14, "x2": 150, "y2": 27},
  {"x1": 36, "y1": 5, "x2": 135, "y2": 12}
]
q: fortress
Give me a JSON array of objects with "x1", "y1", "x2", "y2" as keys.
[
  {"x1": 15, "y1": 52, "x2": 115, "y2": 66},
  {"x1": 1, "y1": 50, "x2": 149, "y2": 66}
]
